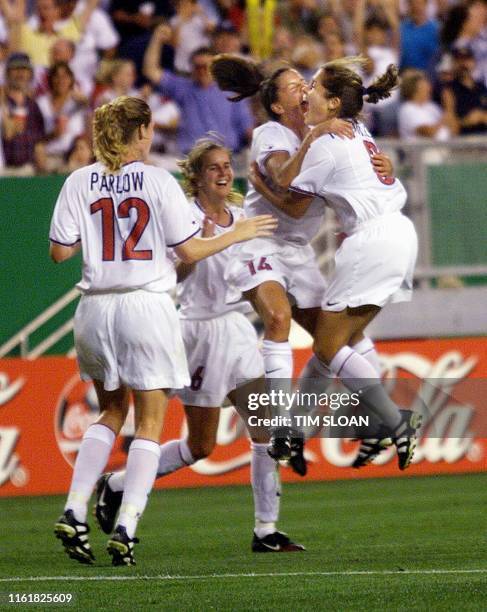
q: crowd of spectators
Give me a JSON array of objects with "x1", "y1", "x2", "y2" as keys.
[{"x1": 0, "y1": 0, "x2": 486, "y2": 175}]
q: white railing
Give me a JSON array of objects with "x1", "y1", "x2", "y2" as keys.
[
  {"x1": 0, "y1": 287, "x2": 80, "y2": 359},
  {"x1": 1, "y1": 137, "x2": 486, "y2": 358}
]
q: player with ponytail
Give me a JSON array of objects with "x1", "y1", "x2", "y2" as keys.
[
  {"x1": 266, "y1": 57, "x2": 422, "y2": 470},
  {"x1": 211, "y1": 54, "x2": 395, "y2": 468}
]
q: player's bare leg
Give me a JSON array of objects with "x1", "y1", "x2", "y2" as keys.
[
  {"x1": 107, "y1": 388, "x2": 167, "y2": 566},
  {"x1": 313, "y1": 307, "x2": 421, "y2": 470},
  {"x1": 55, "y1": 382, "x2": 129, "y2": 564},
  {"x1": 244, "y1": 282, "x2": 294, "y2": 461}
]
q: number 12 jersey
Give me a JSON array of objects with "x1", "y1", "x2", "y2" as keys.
[{"x1": 49, "y1": 161, "x2": 199, "y2": 293}]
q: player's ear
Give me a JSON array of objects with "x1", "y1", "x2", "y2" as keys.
[
  {"x1": 270, "y1": 102, "x2": 284, "y2": 116},
  {"x1": 328, "y1": 96, "x2": 340, "y2": 112}
]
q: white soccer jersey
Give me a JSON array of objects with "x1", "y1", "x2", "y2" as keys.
[
  {"x1": 176, "y1": 200, "x2": 252, "y2": 320},
  {"x1": 245, "y1": 121, "x2": 325, "y2": 245},
  {"x1": 290, "y1": 122, "x2": 407, "y2": 234},
  {"x1": 49, "y1": 161, "x2": 199, "y2": 293}
]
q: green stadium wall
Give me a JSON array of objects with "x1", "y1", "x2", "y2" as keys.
[{"x1": 0, "y1": 169, "x2": 485, "y2": 353}]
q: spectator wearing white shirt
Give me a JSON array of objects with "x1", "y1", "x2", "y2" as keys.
[
  {"x1": 398, "y1": 69, "x2": 458, "y2": 139},
  {"x1": 37, "y1": 61, "x2": 87, "y2": 169},
  {"x1": 66, "y1": 0, "x2": 120, "y2": 96},
  {"x1": 170, "y1": 0, "x2": 216, "y2": 74}
]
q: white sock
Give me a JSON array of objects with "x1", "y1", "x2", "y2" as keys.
[
  {"x1": 157, "y1": 439, "x2": 195, "y2": 476},
  {"x1": 330, "y1": 346, "x2": 401, "y2": 429},
  {"x1": 262, "y1": 340, "x2": 293, "y2": 418},
  {"x1": 65, "y1": 423, "x2": 115, "y2": 522},
  {"x1": 117, "y1": 439, "x2": 161, "y2": 538},
  {"x1": 251, "y1": 442, "x2": 280, "y2": 538},
  {"x1": 352, "y1": 337, "x2": 382, "y2": 375},
  {"x1": 262, "y1": 340, "x2": 293, "y2": 379},
  {"x1": 108, "y1": 439, "x2": 195, "y2": 493}
]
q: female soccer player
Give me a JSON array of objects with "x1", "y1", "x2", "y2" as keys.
[
  {"x1": 50, "y1": 96, "x2": 276, "y2": 566},
  {"x1": 94, "y1": 138, "x2": 304, "y2": 553},
  {"x1": 211, "y1": 55, "x2": 394, "y2": 463},
  {"x1": 267, "y1": 58, "x2": 421, "y2": 469}
]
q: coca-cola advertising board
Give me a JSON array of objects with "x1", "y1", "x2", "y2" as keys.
[{"x1": 0, "y1": 337, "x2": 486, "y2": 497}]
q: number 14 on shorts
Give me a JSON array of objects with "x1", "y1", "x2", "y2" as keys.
[{"x1": 247, "y1": 257, "x2": 273, "y2": 276}]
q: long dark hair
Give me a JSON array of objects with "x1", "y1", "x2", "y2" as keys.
[
  {"x1": 211, "y1": 54, "x2": 292, "y2": 121},
  {"x1": 320, "y1": 56, "x2": 398, "y2": 118}
]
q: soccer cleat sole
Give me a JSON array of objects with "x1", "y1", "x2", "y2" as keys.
[
  {"x1": 252, "y1": 542, "x2": 306, "y2": 553},
  {"x1": 54, "y1": 523, "x2": 94, "y2": 565}
]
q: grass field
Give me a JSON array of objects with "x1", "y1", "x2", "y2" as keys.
[{"x1": 1, "y1": 473, "x2": 486, "y2": 611}]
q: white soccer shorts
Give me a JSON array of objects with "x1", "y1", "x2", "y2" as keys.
[
  {"x1": 74, "y1": 290, "x2": 190, "y2": 391},
  {"x1": 322, "y1": 212, "x2": 418, "y2": 311},
  {"x1": 224, "y1": 238, "x2": 326, "y2": 309},
  {"x1": 177, "y1": 311, "x2": 264, "y2": 408}
]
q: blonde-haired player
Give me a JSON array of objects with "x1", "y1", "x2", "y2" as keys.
[
  {"x1": 94, "y1": 138, "x2": 305, "y2": 553},
  {"x1": 50, "y1": 96, "x2": 276, "y2": 566}
]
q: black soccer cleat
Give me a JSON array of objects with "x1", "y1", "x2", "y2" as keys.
[
  {"x1": 393, "y1": 409, "x2": 422, "y2": 471},
  {"x1": 252, "y1": 530, "x2": 306, "y2": 553},
  {"x1": 288, "y1": 434, "x2": 307, "y2": 476},
  {"x1": 352, "y1": 421, "x2": 393, "y2": 469},
  {"x1": 94, "y1": 473, "x2": 123, "y2": 534},
  {"x1": 54, "y1": 509, "x2": 95, "y2": 565},
  {"x1": 107, "y1": 525, "x2": 139, "y2": 566},
  {"x1": 268, "y1": 428, "x2": 292, "y2": 462}
]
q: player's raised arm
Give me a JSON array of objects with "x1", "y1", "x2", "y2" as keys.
[
  {"x1": 143, "y1": 23, "x2": 172, "y2": 85},
  {"x1": 174, "y1": 215, "x2": 277, "y2": 264}
]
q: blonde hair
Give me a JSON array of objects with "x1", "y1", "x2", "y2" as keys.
[
  {"x1": 93, "y1": 96, "x2": 151, "y2": 173},
  {"x1": 177, "y1": 137, "x2": 243, "y2": 204}
]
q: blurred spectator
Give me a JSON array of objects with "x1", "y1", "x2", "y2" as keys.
[
  {"x1": 276, "y1": 0, "x2": 322, "y2": 38},
  {"x1": 170, "y1": 0, "x2": 217, "y2": 74},
  {"x1": 58, "y1": 0, "x2": 119, "y2": 97},
  {"x1": 1, "y1": 0, "x2": 98, "y2": 68},
  {"x1": 441, "y1": 47, "x2": 487, "y2": 135},
  {"x1": 109, "y1": 0, "x2": 175, "y2": 75},
  {"x1": 271, "y1": 26, "x2": 295, "y2": 63},
  {"x1": 37, "y1": 61, "x2": 87, "y2": 170},
  {"x1": 213, "y1": 1, "x2": 246, "y2": 32},
  {"x1": 442, "y1": 0, "x2": 487, "y2": 87},
  {"x1": 1, "y1": 53, "x2": 46, "y2": 174},
  {"x1": 63, "y1": 133, "x2": 94, "y2": 172},
  {"x1": 95, "y1": 58, "x2": 138, "y2": 105},
  {"x1": 139, "y1": 82, "x2": 180, "y2": 154},
  {"x1": 144, "y1": 24, "x2": 253, "y2": 154},
  {"x1": 354, "y1": 0, "x2": 400, "y2": 136},
  {"x1": 400, "y1": 0, "x2": 439, "y2": 71},
  {"x1": 33, "y1": 38, "x2": 92, "y2": 98},
  {"x1": 322, "y1": 32, "x2": 348, "y2": 61},
  {"x1": 211, "y1": 24, "x2": 243, "y2": 55},
  {"x1": 398, "y1": 69, "x2": 458, "y2": 139},
  {"x1": 291, "y1": 35, "x2": 321, "y2": 80}
]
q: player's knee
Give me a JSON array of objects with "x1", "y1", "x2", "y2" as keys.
[
  {"x1": 188, "y1": 440, "x2": 215, "y2": 461},
  {"x1": 265, "y1": 307, "x2": 291, "y2": 338},
  {"x1": 135, "y1": 416, "x2": 163, "y2": 441},
  {"x1": 312, "y1": 340, "x2": 336, "y2": 366}
]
